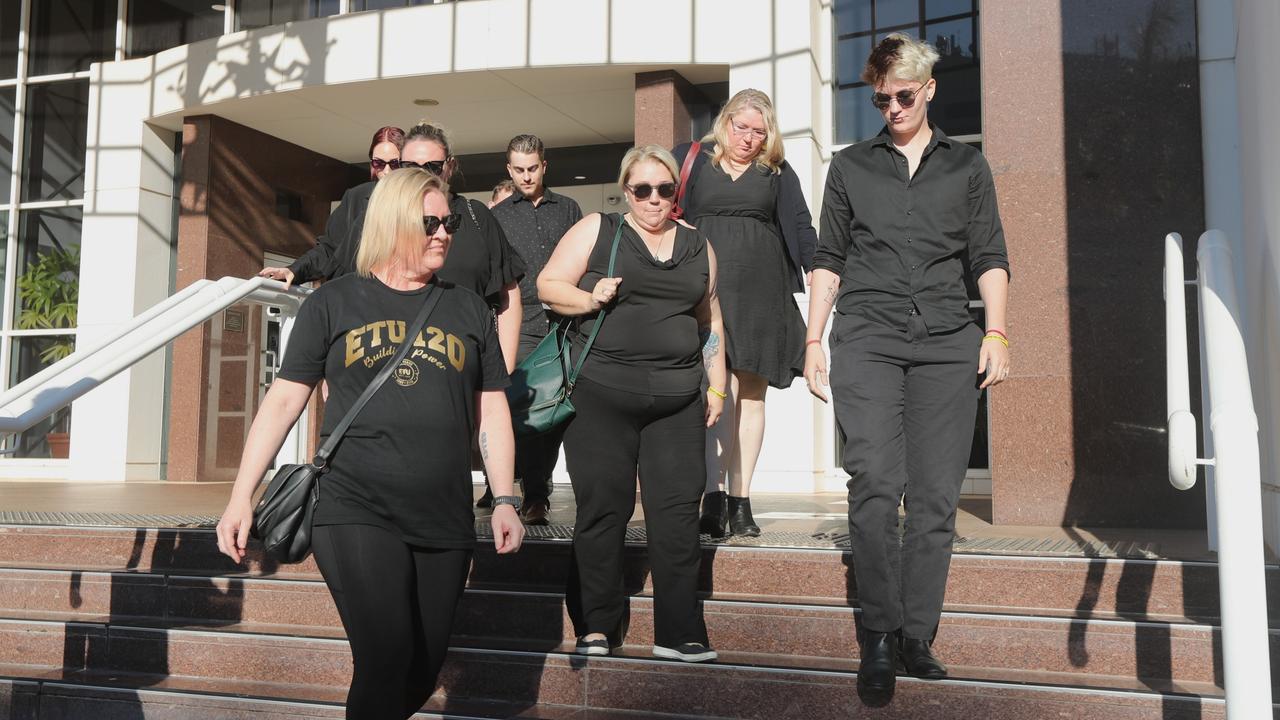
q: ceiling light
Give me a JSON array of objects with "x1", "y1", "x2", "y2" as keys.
[
  {"x1": 211, "y1": 4, "x2": 227, "y2": 10},
  {"x1": 573, "y1": 175, "x2": 587, "y2": 181},
  {"x1": 413, "y1": 98, "x2": 440, "y2": 107}
]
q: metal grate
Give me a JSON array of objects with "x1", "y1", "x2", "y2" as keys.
[{"x1": 0, "y1": 512, "x2": 1160, "y2": 559}]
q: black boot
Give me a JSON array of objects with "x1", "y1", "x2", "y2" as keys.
[
  {"x1": 899, "y1": 637, "x2": 947, "y2": 679},
  {"x1": 699, "y1": 491, "x2": 728, "y2": 538},
  {"x1": 857, "y1": 630, "x2": 898, "y2": 694},
  {"x1": 727, "y1": 496, "x2": 761, "y2": 537}
]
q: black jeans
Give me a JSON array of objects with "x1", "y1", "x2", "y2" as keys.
[
  {"x1": 312, "y1": 523, "x2": 472, "y2": 719},
  {"x1": 515, "y1": 331, "x2": 564, "y2": 502},
  {"x1": 829, "y1": 313, "x2": 980, "y2": 640},
  {"x1": 562, "y1": 376, "x2": 709, "y2": 648}
]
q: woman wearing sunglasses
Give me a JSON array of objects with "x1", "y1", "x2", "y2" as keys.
[
  {"x1": 261, "y1": 122, "x2": 525, "y2": 374},
  {"x1": 806, "y1": 33, "x2": 1010, "y2": 693},
  {"x1": 260, "y1": 126, "x2": 405, "y2": 286},
  {"x1": 217, "y1": 167, "x2": 524, "y2": 719},
  {"x1": 671, "y1": 89, "x2": 817, "y2": 539},
  {"x1": 538, "y1": 145, "x2": 728, "y2": 663}
]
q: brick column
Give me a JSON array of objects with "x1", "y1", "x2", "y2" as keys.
[{"x1": 634, "y1": 70, "x2": 699, "y2": 148}]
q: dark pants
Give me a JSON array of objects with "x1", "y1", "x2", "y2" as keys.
[
  {"x1": 515, "y1": 330, "x2": 564, "y2": 502},
  {"x1": 312, "y1": 524, "x2": 472, "y2": 719},
  {"x1": 562, "y1": 376, "x2": 709, "y2": 648},
  {"x1": 829, "y1": 313, "x2": 981, "y2": 640}
]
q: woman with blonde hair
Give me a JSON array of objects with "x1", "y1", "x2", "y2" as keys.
[
  {"x1": 672, "y1": 89, "x2": 817, "y2": 538},
  {"x1": 539, "y1": 144, "x2": 727, "y2": 662},
  {"x1": 216, "y1": 167, "x2": 525, "y2": 718}
]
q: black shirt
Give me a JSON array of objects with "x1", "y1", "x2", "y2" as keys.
[
  {"x1": 288, "y1": 181, "x2": 525, "y2": 307},
  {"x1": 572, "y1": 213, "x2": 709, "y2": 396},
  {"x1": 277, "y1": 274, "x2": 509, "y2": 548},
  {"x1": 814, "y1": 126, "x2": 1010, "y2": 333},
  {"x1": 490, "y1": 188, "x2": 583, "y2": 337}
]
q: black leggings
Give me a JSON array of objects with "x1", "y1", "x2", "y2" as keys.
[{"x1": 312, "y1": 523, "x2": 472, "y2": 719}]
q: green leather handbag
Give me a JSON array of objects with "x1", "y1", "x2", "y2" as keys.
[{"x1": 506, "y1": 217, "x2": 623, "y2": 437}]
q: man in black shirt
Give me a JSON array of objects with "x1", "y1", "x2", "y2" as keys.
[
  {"x1": 804, "y1": 34, "x2": 1011, "y2": 694},
  {"x1": 490, "y1": 134, "x2": 584, "y2": 524}
]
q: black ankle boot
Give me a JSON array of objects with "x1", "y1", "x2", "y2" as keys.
[
  {"x1": 699, "y1": 491, "x2": 728, "y2": 538},
  {"x1": 727, "y1": 496, "x2": 761, "y2": 537},
  {"x1": 857, "y1": 630, "x2": 898, "y2": 693}
]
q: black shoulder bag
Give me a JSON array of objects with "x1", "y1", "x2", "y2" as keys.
[
  {"x1": 505, "y1": 215, "x2": 624, "y2": 437},
  {"x1": 252, "y1": 285, "x2": 444, "y2": 563}
]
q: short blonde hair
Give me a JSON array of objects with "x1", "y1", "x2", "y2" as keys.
[
  {"x1": 705, "y1": 88, "x2": 784, "y2": 173},
  {"x1": 617, "y1": 144, "x2": 679, "y2": 188},
  {"x1": 861, "y1": 33, "x2": 939, "y2": 86},
  {"x1": 356, "y1": 167, "x2": 450, "y2": 277}
]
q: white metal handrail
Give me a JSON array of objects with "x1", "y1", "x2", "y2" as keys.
[
  {"x1": 0, "y1": 276, "x2": 309, "y2": 435},
  {"x1": 1164, "y1": 229, "x2": 1272, "y2": 718}
]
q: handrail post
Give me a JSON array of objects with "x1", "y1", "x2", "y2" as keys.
[
  {"x1": 1164, "y1": 232, "x2": 1197, "y2": 489},
  {"x1": 1196, "y1": 229, "x2": 1272, "y2": 718}
]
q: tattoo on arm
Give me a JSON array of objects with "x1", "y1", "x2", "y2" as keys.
[
  {"x1": 701, "y1": 330, "x2": 721, "y2": 370},
  {"x1": 823, "y1": 282, "x2": 837, "y2": 305},
  {"x1": 479, "y1": 431, "x2": 489, "y2": 462}
]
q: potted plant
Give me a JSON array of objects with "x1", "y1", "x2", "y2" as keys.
[{"x1": 16, "y1": 247, "x2": 79, "y2": 458}]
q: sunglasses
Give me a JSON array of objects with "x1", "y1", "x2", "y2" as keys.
[
  {"x1": 370, "y1": 157, "x2": 401, "y2": 171},
  {"x1": 400, "y1": 159, "x2": 447, "y2": 175},
  {"x1": 871, "y1": 84, "x2": 928, "y2": 110},
  {"x1": 626, "y1": 182, "x2": 677, "y2": 200},
  {"x1": 423, "y1": 213, "x2": 463, "y2": 235}
]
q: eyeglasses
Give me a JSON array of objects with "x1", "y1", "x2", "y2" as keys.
[
  {"x1": 370, "y1": 157, "x2": 401, "y2": 171},
  {"x1": 730, "y1": 120, "x2": 767, "y2": 140},
  {"x1": 400, "y1": 159, "x2": 447, "y2": 175},
  {"x1": 423, "y1": 213, "x2": 463, "y2": 235},
  {"x1": 626, "y1": 182, "x2": 677, "y2": 200},
  {"x1": 871, "y1": 84, "x2": 928, "y2": 110}
]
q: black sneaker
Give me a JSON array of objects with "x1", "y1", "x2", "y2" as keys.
[
  {"x1": 652, "y1": 643, "x2": 718, "y2": 663},
  {"x1": 575, "y1": 637, "x2": 610, "y2": 656}
]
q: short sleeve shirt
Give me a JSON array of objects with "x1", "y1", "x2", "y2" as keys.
[{"x1": 277, "y1": 274, "x2": 509, "y2": 548}]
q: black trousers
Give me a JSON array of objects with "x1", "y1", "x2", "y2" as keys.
[
  {"x1": 562, "y1": 376, "x2": 709, "y2": 648},
  {"x1": 515, "y1": 331, "x2": 564, "y2": 501},
  {"x1": 312, "y1": 523, "x2": 472, "y2": 720},
  {"x1": 829, "y1": 313, "x2": 980, "y2": 640}
]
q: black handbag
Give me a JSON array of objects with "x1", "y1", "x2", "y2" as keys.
[
  {"x1": 251, "y1": 285, "x2": 443, "y2": 563},
  {"x1": 506, "y1": 217, "x2": 624, "y2": 437}
]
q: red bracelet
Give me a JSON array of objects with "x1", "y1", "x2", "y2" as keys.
[
  {"x1": 805, "y1": 338, "x2": 823, "y2": 346},
  {"x1": 985, "y1": 328, "x2": 1008, "y2": 340}
]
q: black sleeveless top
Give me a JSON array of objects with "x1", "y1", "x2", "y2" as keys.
[{"x1": 571, "y1": 213, "x2": 710, "y2": 396}]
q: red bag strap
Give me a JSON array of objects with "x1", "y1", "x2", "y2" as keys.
[{"x1": 670, "y1": 141, "x2": 701, "y2": 220}]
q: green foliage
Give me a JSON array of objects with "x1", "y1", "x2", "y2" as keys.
[{"x1": 16, "y1": 247, "x2": 79, "y2": 363}]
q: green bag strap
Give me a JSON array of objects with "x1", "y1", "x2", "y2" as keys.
[{"x1": 567, "y1": 214, "x2": 625, "y2": 389}]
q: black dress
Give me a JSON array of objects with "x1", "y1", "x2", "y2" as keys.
[{"x1": 688, "y1": 163, "x2": 806, "y2": 388}]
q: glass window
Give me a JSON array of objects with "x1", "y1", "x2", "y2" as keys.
[
  {"x1": 833, "y1": 0, "x2": 981, "y2": 144},
  {"x1": 128, "y1": 0, "x2": 226, "y2": 59},
  {"x1": 15, "y1": 208, "x2": 81, "y2": 331},
  {"x1": 237, "y1": 0, "x2": 341, "y2": 30},
  {"x1": 0, "y1": 88, "x2": 15, "y2": 201},
  {"x1": 9, "y1": 337, "x2": 74, "y2": 459},
  {"x1": 874, "y1": 0, "x2": 917, "y2": 29},
  {"x1": 22, "y1": 81, "x2": 89, "y2": 202},
  {"x1": 29, "y1": 0, "x2": 115, "y2": 76},
  {"x1": 0, "y1": 1, "x2": 20, "y2": 80},
  {"x1": 351, "y1": 0, "x2": 435, "y2": 9}
]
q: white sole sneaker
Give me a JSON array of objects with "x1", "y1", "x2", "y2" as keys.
[
  {"x1": 575, "y1": 639, "x2": 610, "y2": 656},
  {"x1": 652, "y1": 644, "x2": 718, "y2": 663}
]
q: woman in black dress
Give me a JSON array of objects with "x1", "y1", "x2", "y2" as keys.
[
  {"x1": 538, "y1": 145, "x2": 728, "y2": 662},
  {"x1": 672, "y1": 89, "x2": 817, "y2": 537},
  {"x1": 217, "y1": 168, "x2": 525, "y2": 718}
]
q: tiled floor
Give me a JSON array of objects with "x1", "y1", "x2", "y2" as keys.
[{"x1": 0, "y1": 480, "x2": 1226, "y2": 561}]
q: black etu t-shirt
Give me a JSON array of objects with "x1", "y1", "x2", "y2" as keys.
[{"x1": 277, "y1": 274, "x2": 509, "y2": 548}]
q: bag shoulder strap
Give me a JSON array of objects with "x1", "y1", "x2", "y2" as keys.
[
  {"x1": 567, "y1": 214, "x2": 625, "y2": 387},
  {"x1": 462, "y1": 196, "x2": 480, "y2": 229},
  {"x1": 314, "y1": 284, "x2": 443, "y2": 468},
  {"x1": 671, "y1": 141, "x2": 701, "y2": 219}
]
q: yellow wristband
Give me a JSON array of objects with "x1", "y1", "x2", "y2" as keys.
[
  {"x1": 707, "y1": 386, "x2": 727, "y2": 399},
  {"x1": 983, "y1": 334, "x2": 1010, "y2": 348}
]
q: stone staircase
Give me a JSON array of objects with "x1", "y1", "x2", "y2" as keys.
[{"x1": 0, "y1": 524, "x2": 1275, "y2": 718}]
